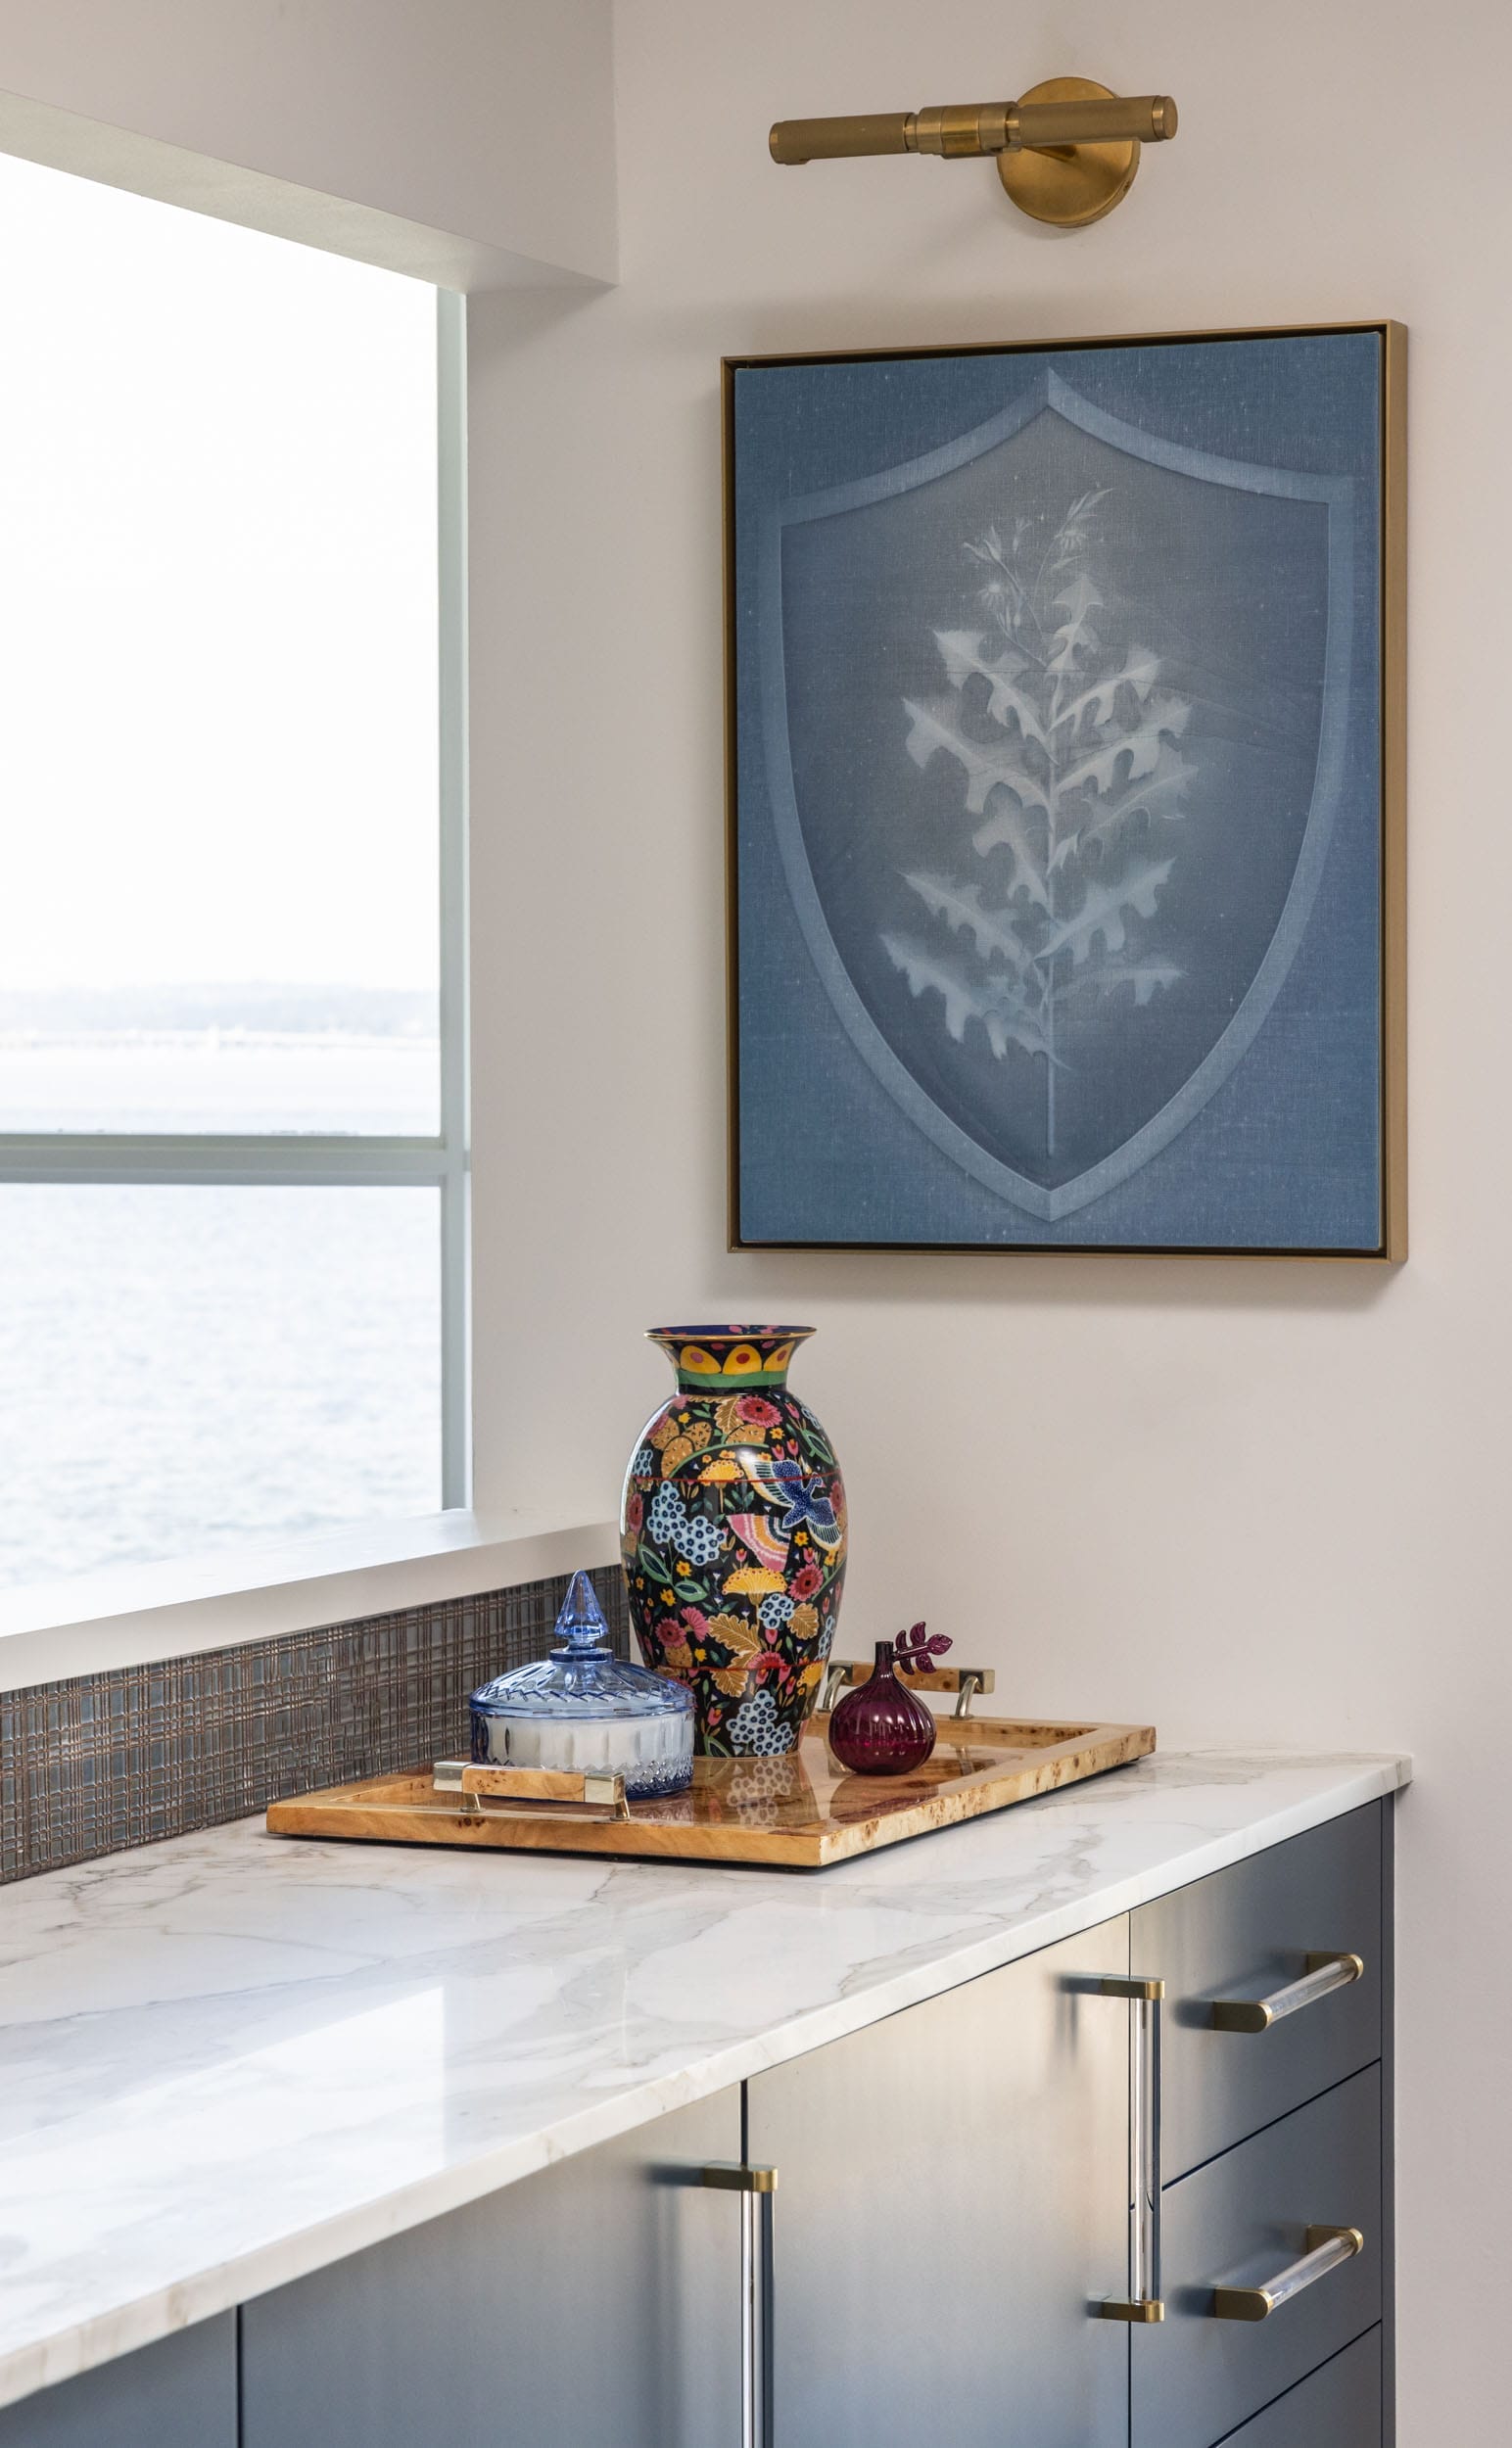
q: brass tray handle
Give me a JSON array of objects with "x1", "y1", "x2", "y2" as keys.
[
  {"x1": 818, "y1": 1660, "x2": 996, "y2": 1717},
  {"x1": 703, "y1": 2167, "x2": 778, "y2": 2448},
  {"x1": 1208, "y1": 1952, "x2": 1364, "y2": 2034},
  {"x1": 432, "y1": 1762, "x2": 630, "y2": 1819},
  {"x1": 1210, "y1": 2226, "x2": 1364, "y2": 2321},
  {"x1": 1098, "y1": 1975, "x2": 1165, "y2": 2322}
]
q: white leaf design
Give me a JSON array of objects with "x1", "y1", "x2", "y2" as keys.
[
  {"x1": 901, "y1": 873, "x2": 1036, "y2": 972},
  {"x1": 881, "y1": 936, "x2": 1053, "y2": 1061},
  {"x1": 1065, "y1": 958, "x2": 1184, "y2": 1008},
  {"x1": 1054, "y1": 646, "x2": 1160, "y2": 735},
  {"x1": 933, "y1": 633, "x2": 1048, "y2": 744},
  {"x1": 982, "y1": 1009, "x2": 1056, "y2": 1061},
  {"x1": 1142, "y1": 689, "x2": 1194, "y2": 743},
  {"x1": 1053, "y1": 742, "x2": 1197, "y2": 869},
  {"x1": 1039, "y1": 859, "x2": 1175, "y2": 966},
  {"x1": 904, "y1": 697, "x2": 1052, "y2": 818},
  {"x1": 1060, "y1": 699, "x2": 1191, "y2": 799},
  {"x1": 888, "y1": 488, "x2": 1198, "y2": 1158},
  {"x1": 1047, "y1": 571, "x2": 1103, "y2": 674},
  {"x1": 966, "y1": 800, "x2": 1053, "y2": 908}
]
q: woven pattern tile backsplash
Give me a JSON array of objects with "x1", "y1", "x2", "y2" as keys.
[{"x1": 0, "y1": 1568, "x2": 629, "y2": 1885}]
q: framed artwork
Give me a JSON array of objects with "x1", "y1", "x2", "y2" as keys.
[{"x1": 725, "y1": 322, "x2": 1404, "y2": 1256}]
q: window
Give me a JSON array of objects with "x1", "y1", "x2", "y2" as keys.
[{"x1": 0, "y1": 153, "x2": 467, "y2": 1591}]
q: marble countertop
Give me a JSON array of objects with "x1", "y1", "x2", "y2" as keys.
[{"x1": 0, "y1": 1747, "x2": 1409, "y2": 2411}]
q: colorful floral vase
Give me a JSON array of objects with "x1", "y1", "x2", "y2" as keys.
[{"x1": 620, "y1": 1325, "x2": 847, "y2": 1758}]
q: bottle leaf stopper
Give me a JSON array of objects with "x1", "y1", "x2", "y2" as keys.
[{"x1": 893, "y1": 1622, "x2": 952, "y2": 1676}]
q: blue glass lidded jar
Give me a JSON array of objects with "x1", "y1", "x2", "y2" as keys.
[{"x1": 468, "y1": 1570, "x2": 694, "y2": 1800}]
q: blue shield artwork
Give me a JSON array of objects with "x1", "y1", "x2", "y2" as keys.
[{"x1": 729, "y1": 329, "x2": 1396, "y2": 1252}]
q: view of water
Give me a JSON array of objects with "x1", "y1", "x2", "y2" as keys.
[
  {"x1": 0, "y1": 1037, "x2": 439, "y2": 1136},
  {"x1": 0, "y1": 1042, "x2": 444, "y2": 1592},
  {"x1": 0, "y1": 146, "x2": 446, "y2": 1597}
]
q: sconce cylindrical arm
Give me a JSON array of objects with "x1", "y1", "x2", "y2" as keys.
[
  {"x1": 1016, "y1": 94, "x2": 1176, "y2": 150},
  {"x1": 770, "y1": 113, "x2": 916, "y2": 165},
  {"x1": 771, "y1": 92, "x2": 1176, "y2": 165}
]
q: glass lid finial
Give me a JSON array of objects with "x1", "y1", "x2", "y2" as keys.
[{"x1": 554, "y1": 1568, "x2": 610, "y2": 1655}]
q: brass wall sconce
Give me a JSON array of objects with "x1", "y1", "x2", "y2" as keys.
[{"x1": 770, "y1": 75, "x2": 1178, "y2": 228}]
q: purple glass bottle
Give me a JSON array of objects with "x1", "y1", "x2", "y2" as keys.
[{"x1": 827, "y1": 1638, "x2": 938, "y2": 1775}]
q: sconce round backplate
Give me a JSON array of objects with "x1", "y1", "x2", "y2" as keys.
[{"x1": 998, "y1": 76, "x2": 1140, "y2": 227}]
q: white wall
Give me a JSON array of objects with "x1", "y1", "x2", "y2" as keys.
[{"x1": 466, "y1": 1, "x2": 1511, "y2": 2428}]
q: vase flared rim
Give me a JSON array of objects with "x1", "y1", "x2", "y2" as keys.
[
  {"x1": 647, "y1": 1324, "x2": 816, "y2": 1389},
  {"x1": 645, "y1": 1324, "x2": 815, "y2": 1343}
]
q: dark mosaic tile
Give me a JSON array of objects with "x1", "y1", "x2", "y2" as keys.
[{"x1": 0, "y1": 1565, "x2": 629, "y2": 1884}]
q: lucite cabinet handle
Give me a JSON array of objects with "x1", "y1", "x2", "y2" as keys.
[
  {"x1": 1098, "y1": 1975, "x2": 1165, "y2": 2323},
  {"x1": 1208, "y1": 1952, "x2": 1364, "y2": 2033},
  {"x1": 1210, "y1": 2224, "x2": 1364, "y2": 2320},
  {"x1": 703, "y1": 2163, "x2": 777, "y2": 2447}
]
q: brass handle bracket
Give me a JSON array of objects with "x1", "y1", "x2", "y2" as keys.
[
  {"x1": 1099, "y1": 1975, "x2": 1166, "y2": 2003},
  {"x1": 701, "y1": 2162, "x2": 779, "y2": 2193},
  {"x1": 770, "y1": 74, "x2": 1179, "y2": 227}
]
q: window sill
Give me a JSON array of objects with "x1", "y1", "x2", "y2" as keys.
[{"x1": 0, "y1": 1512, "x2": 621, "y2": 1694}]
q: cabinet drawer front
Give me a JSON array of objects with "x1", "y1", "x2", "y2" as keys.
[
  {"x1": 1220, "y1": 2329, "x2": 1383, "y2": 2448},
  {"x1": 0, "y1": 2317, "x2": 236, "y2": 2448},
  {"x1": 1133, "y1": 1804, "x2": 1383, "y2": 2177},
  {"x1": 241, "y1": 2092, "x2": 741, "y2": 2448},
  {"x1": 1132, "y1": 2065, "x2": 1381, "y2": 2448}
]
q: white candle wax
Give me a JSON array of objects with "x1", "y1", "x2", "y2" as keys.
[{"x1": 476, "y1": 1709, "x2": 691, "y2": 1780}]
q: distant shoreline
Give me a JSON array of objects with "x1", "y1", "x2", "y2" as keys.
[
  {"x1": 0, "y1": 1030, "x2": 438, "y2": 1052},
  {"x1": 0, "y1": 985, "x2": 438, "y2": 1039}
]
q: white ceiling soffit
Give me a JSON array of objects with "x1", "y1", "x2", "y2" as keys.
[{"x1": 0, "y1": 84, "x2": 608, "y2": 292}]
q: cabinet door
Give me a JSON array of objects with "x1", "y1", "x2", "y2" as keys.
[
  {"x1": 241, "y1": 2090, "x2": 741, "y2": 2448},
  {"x1": 1132, "y1": 2065, "x2": 1382, "y2": 2448},
  {"x1": 746, "y1": 1919, "x2": 1129, "y2": 2448},
  {"x1": 0, "y1": 2316, "x2": 235, "y2": 2448},
  {"x1": 1132, "y1": 1803, "x2": 1383, "y2": 2180},
  {"x1": 1217, "y1": 2329, "x2": 1382, "y2": 2448}
]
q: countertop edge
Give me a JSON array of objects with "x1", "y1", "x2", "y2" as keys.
[{"x1": 0, "y1": 1751, "x2": 1412, "y2": 2412}]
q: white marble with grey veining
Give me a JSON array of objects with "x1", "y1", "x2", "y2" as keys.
[{"x1": 0, "y1": 1747, "x2": 1409, "y2": 2411}]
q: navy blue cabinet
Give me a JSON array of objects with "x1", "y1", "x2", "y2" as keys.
[
  {"x1": 1132, "y1": 1805, "x2": 1385, "y2": 2182},
  {"x1": 1131, "y1": 1802, "x2": 1392, "y2": 2448},
  {"x1": 240, "y1": 2090, "x2": 741, "y2": 2448},
  {"x1": 1133, "y1": 2067, "x2": 1383, "y2": 2448},
  {"x1": 1218, "y1": 2329, "x2": 1383, "y2": 2446},
  {"x1": 746, "y1": 1916, "x2": 1131, "y2": 2448},
  {"x1": 0, "y1": 2317, "x2": 235, "y2": 2448}
]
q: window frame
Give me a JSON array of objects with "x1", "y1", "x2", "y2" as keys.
[{"x1": 0, "y1": 292, "x2": 471, "y2": 1515}]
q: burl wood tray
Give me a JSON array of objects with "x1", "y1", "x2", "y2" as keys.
[{"x1": 266, "y1": 1713, "x2": 1156, "y2": 1871}]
